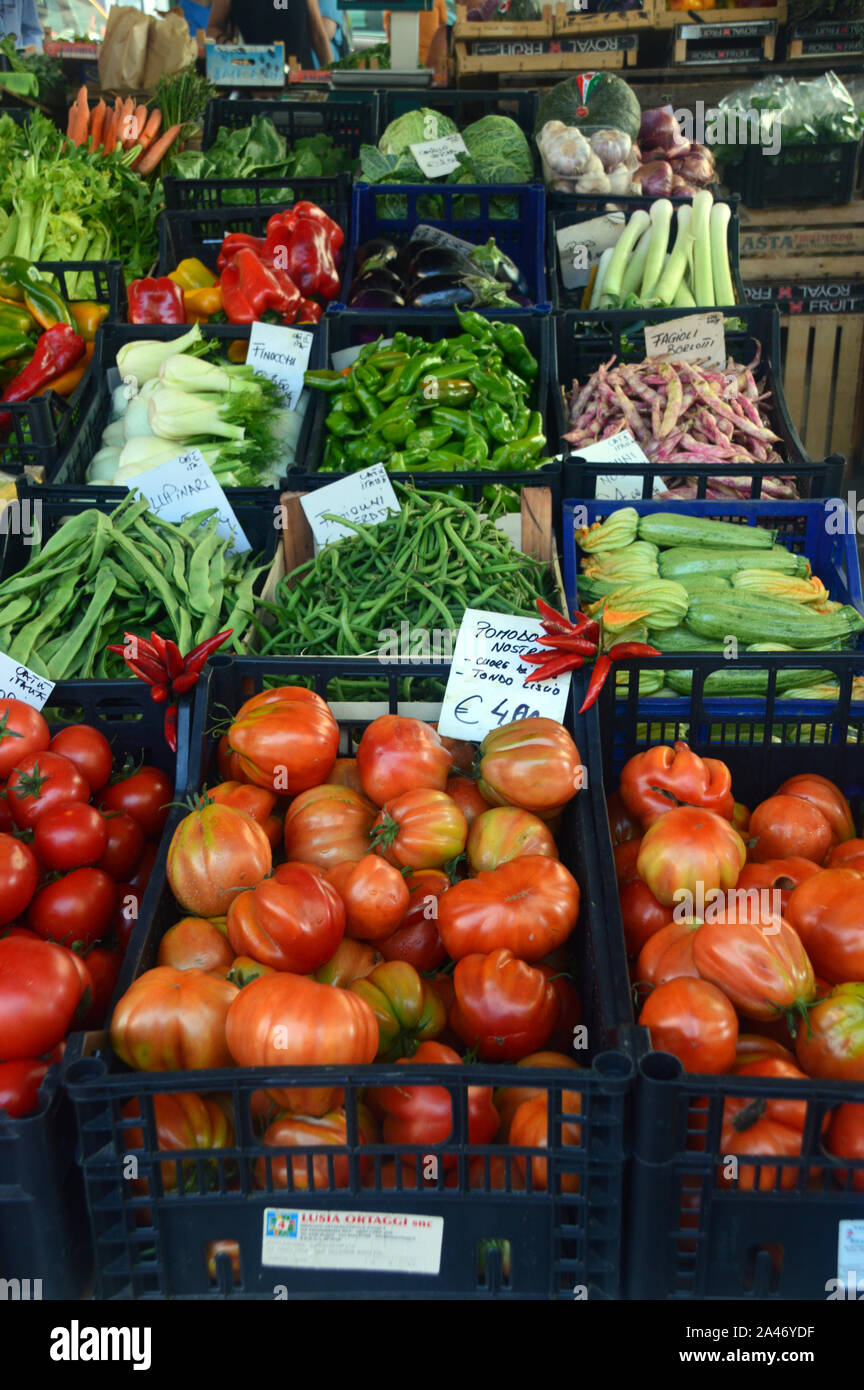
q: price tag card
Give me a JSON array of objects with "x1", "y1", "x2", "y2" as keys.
[
  {"x1": 644, "y1": 311, "x2": 726, "y2": 370},
  {"x1": 125, "y1": 449, "x2": 251, "y2": 554},
  {"x1": 410, "y1": 224, "x2": 476, "y2": 258},
  {"x1": 574, "y1": 430, "x2": 649, "y2": 501},
  {"x1": 555, "y1": 212, "x2": 624, "y2": 290},
  {"x1": 0, "y1": 653, "x2": 54, "y2": 709},
  {"x1": 409, "y1": 133, "x2": 469, "y2": 178},
  {"x1": 300, "y1": 463, "x2": 400, "y2": 548},
  {"x1": 248, "y1": 322, "x2": 315, "y2": 409},
  {"x1": 331, "y1": 339, "x2": 393, "y2": 373},
  {"x1": 437, "y1": 609, "x2": 570, "y2": 742}
]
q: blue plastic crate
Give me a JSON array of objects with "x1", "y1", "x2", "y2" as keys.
[{"x1": 337, "y1": 181, "x2": 550, "y2": 316}]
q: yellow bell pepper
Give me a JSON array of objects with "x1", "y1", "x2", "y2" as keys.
[
  {"x1": 183, "y1": 285, "x2": 223, "y2": 322},
  {"x1": 169, "y1": 258, "x2": 218, "y2": 292},
  {"x1": 69, "y1": 302, "x2": 109, "y2": 341},
  {"x1": 227, "y1": 340, "x2": 248, "y2": 364}
]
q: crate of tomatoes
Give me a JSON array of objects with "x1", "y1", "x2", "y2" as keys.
[
  {"x1": 594, "y1": 658, "x2": 864, "y2": 1300},
  {"x1": 0, "y1": 682, "x2": 183, "y2": 1300},
  {"x1": 65, "y1": 655, "x2": 637, "y2": 1300}
]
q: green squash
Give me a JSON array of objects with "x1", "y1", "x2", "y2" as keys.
[{"x1": 534, "y1": 73, "x2": 642, "y2": 140}]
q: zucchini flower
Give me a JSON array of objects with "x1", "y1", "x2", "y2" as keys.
[
  {"x1": 731, "y1": 571, "x2": 829, "y2": 606},
  {"x1": 577, "y1": 506, "x2": 639, "y2": 553}
]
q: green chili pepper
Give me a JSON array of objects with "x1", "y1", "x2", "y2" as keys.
[
  {"x1": 455, "y1": 308, "x2": 493, "y2": 341},
  {"x1": 417, "y1": 377, "x2": 475, "y2": 408},
  {"x1": 325, "y1": 410, "x2": 362, "y2": 439},
  {"x1": 354, "y1": 362, "x2": 382, "y2": 391},
  {"x1": 322, "y1": 437, "x2": 345, "y2": 470},
  {"x1": 376, "y1": 363, "x2": 408, "y2": 403},
  {"x1": 481, "y1": 400, "x2": 516, "y2": 444},
  {"x1": 430, "y1": 407, "x2": 473, "y2": 438},
  {"x1": 491, "y1": 321, "x2": 537, "y2": 379},
  {"x1": 365, "y1": 350, "x2": 409, "y2": 372},
  {"x1": 353, "y1": 382, "x2": 382, "y2": 421},
  {"x1": 461, "y1": 429, "x2": 489, "y2": 467},
  {"x1": 380, "y1": 416, "x2": 418, "y2": 446},
  {"x1": 465, "y1": 365, "x2": 514, "y2": 406},
  {"x1": 397, "y1": 351, "x2": 444, "y2": 395},
  {"x1": 370, "y1": 397, "x2": 421, "y2": 435},
  {"x1": 303, "y1": 369, "x2": 349, "y2": 392},
  {"x1": 403, "y1": 424, "x2": 453, "y2": 452}
]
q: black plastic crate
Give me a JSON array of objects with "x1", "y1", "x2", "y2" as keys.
[
  {"x1": 380, "y1": 87, "x2": 538, "y2": 134},
  {"x1": 591, "y1": 661, "x2": 864, "y2": 1300},
  {"x1": 162, "y1": 172, "x2": 351, "y2": 215},
  {"x1": 0, "y1": 259, "x2": 126, "y2": 477},
  {"x1": 555, "y1": 305, "x2": 845, "y2": 497},
  {"x1": 157, "y1": 198, "x2": 349, "y2": 278},
  {"x1": 0, "y1": 106, "x2": 31, "y2": 127},
  {"x1": 548, "y1": 193, "x2": 745, "y2": 313},
  {"x1": 28, "y1": 320, "x2": 323, "y2": 499},
  {"x1": 201, "y1": 96, "x2": 379, "y2": 158},
  {"x1": 65, "y1": 656, "x2": 637, "y2": 1300},
  {"x1": 723, "y1": 140, "x2": 861, "y2": 209},
  {"x1": 0, "y1": 677, "x2": 188, "y2": 1301},
  {"x1": 293, "y1": 309, "x2": 563, "y2": 504}
]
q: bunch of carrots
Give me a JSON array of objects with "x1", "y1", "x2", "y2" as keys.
[{"x1": 64, "y1": 85, "x2": 181, "y2": 176}]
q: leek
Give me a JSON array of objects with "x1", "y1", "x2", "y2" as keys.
[
  {"x1": 116, "y1": 325, "x2": 203, "y2": 387},
  {"x1": 590, "y1": 246, "x2": 616, "y2": 310},
  {"x1": 639, "y1": 198, "x2": 673, "y2": 302},
  {"x1": 147, "y1": 389, "x2": 246, "y2": 443},
  {"x1": 598, "y1": 209, "x2": 649, "y2": 307},
  {"x1": 673, "y1": 281, "x2": 696, "y2": 308},
  {"x1": 690, "y1": 190, "x2": 714, "y2": 307},
  {"x1": 652, "y1": 203, "x2": 692, "y2": 307},
  {"x1": 620, "y1": 224, "x2": 653, "y2": 300},
  {"x1": 710, "y1": 202, "x2": 736, "y2": 307}
]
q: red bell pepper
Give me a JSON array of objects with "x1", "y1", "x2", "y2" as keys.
[
  {"x1": 297, "y1": 298, "x2": 323, "y2": 324},
  {"x1": 0, "y1": 323, "x2": 85, "y2": 433},
  {"x1": 216, "y1": 232, "x2": 267, "y2": 276},
  {"x1": 265, "y1": 202, "x2": 344, "y2": 255},
  {"x1": 127, "y1": 277, "x2": 186, "y2": 325},
  {"x1": 221, "y1": 248, "x2": 301, "y2": 326},
  {"x1": 268, "y1": 217, "x2": 341, "y2": 303}
]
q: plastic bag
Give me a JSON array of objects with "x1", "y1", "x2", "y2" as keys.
[{"x1": 716, "y1": 71, "x2": 864, "y2": 166}]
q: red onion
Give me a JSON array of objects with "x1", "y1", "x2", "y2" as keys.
[
  {"x1": 637, "y1": 108, "x2": 691, "y2": 157},
  {"x1": 630, "y1": 159, "x2": 674, "y2": 198}
]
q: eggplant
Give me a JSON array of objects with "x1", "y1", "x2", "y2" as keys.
[
  {"x1": 355, "y1": 238, "x2": 399, "y2": 271},
  {"x1": 348, "y1": 267, "x2": 404, "y2": 297},
  {"x1": 468, "y1": 238, "x2": 528, "y2": 296},
  {"x1": 406, "y1": 276, "x2": 476, "y2": 311},
  {"x1": 348, "y1": 286, "x2": 406, "y2": 310},
  {"x1": 407, "y1": 245, "x2": 474, "y2": 281}
]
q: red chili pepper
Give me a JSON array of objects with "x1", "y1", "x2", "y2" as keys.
[
  {"x1": 535, "y1": 598, "x2": 576, "y2": 631},
  {"x1": 149, "y1": 631, "x2": 168, "y2": 664},
  {"x1": 608, "y1": 641, "x2": 661, "y2": 660},
  {"x1": 522, "y1": 648, "x2": 562, "y2": 665},
  {"x1": 150, "y1": 683, "x2": 169, "y2": 703},
  {"x1": 171, "y1": 669, "x2": 201, "y2": 696},
  {"x1": 183, "y1": 629, "x2": 234, "y2": 671},
  {"x1": 163, "y1": 704, "x2": 178, "y2": 753},
  {"x1": 126, "y1": 655, "x2": 169, "y2": 686},
  {"x1": 0, "y1": 324, "x2": 86, "y2": 432},
  {"x1": 163, "y1": 639, "x2": 184, "y2": 681},
  {"x1": 566, "y1": 615, "x2": 601, "y2": 643},
  {"x1": 535, "y1": 633, "x2": 598, "y2": 656},
  {"x1": 524, "y1": 654, "x2": 585, "y2": 684},
  {"x1": 578, "y1": 655, "x2": 613, "y2": 713}
]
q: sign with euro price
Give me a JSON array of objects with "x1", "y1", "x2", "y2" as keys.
[
  {"x1": 248, "y1": 323, "x2": 315, "y2": 410},
  {"x1": 300, "y1": 464, "x2": 401, "y2": 548},
  {"x1": 437, "y1": 609, "x2": 570, "y2": 742},
  {"x1": 124, "y1": 449, "x2": 251, "y2": 555}
]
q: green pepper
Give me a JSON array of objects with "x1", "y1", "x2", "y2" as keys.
[
  {"x1": 322, "y1": 436, "x2": 345, "y2": 470},
  {"x1": 424, "y1": 449, "x2": 467, "y2": 469},
  {"x1": 325, "y1": 410, "x2": 362, "y2": 439},
  {"x1": 390, "y1": 332, "x2": 413, "y2": 353},
  {"x1": 364, "y1": 350, "x2": 409, "y2": 372},
  {"x1": 462, "y1": 429, "x2": 489, "y2": 467},
  {"x1": 380, "y1": 415, "x2": 418, "y2": 446},
  {"x1": 403, "y1": 424, "x2": 453, "y2": 452},
  {"x1": 376, "y1": 363, "x2": 407, "y2": 403},
  {"x1": 455, "y1": 308, "x2": 493, "y2": 342},
  {"x1": 491, "y1": 414, "x2": 546, "y2": 468},
  {"x1": 491, "y1": 321, "x2": 537, "y2": 379},
  {"x1": 346, "y1": 435, "x2": 390, "y2": 466},
  {"x1": 512, "y1": 404, "x2": 531, "y2": 439},
  {"x1": 354, "y1": 362, "x2": 382, "y2": 391},
  {"x1": 0, "y1": 257, "x2": 72, "y2": 330},
  {"x1": 481, "y1": 400, "x2": 516, "y2": 444},
  {"x1": 483, "y1": 484, "x2": 521, "y2": 515},
  {"x1": 303, "y1": 369, "x2": 349, "y2": 392},
  {"x1": 0, "y1": 302, "x2": 34, "y2": 337},
  {"x1": 335, "y1": 392, "x2": 362, "y2": 417},
  {"x1": 353, "y1": 382, "x2": 382, "y2": 420},
  {"x1": 465, "y1": 365, "x2": 514, "y2": 407},
  {"x1": 417, "y1": 377, "x2": 475, "y2": 408},
  {"x1": 431, "y1": 407, "x2": 473, "y2": 439},
  {"x1": 396, "y1": 351, "x2": 444, "y2": 395},
  {"x1": 370, "y1": 397, "x2": 422, "y2": 435},
  {"x1": 0, "y1": 330, "x2": 34, "y2": 364}
]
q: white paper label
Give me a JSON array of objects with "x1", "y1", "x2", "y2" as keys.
[
  {"x1": 0, "y1": 653, "x2": 54, "y2": 709},
  {"x1": 556, "y1": 213, "x2": 625, "y2": 290},
  {"x1": 125, "y1": 448, "x2": 251, "y2": 554},
  {"x1": 410, "y1": 224, "x2": 476, "y2": 257},
  {"x1": 248, "y1": 322, "x2": 315, "y2": 410},
  {"x1": 409, "y1": 132, "x2": 469, "y2": 178},
  {"x1": 300, "y1": 463, "x2": 401, "y2": 548},
  {"x1": 437, "y1": 609, "x2": 571, "y2": 742},
  {"x1": 262, "y1": 1207, "x2": 443, "y2": 1274},
  {"x1": 837, "y1": 1221, "x2": 864, "y2": 1290},
  {"x1": 331, "y1": 339, "x2": 393, "y2": 373},
  {"x1": 644, "y1": 311, "x2": 726, "y2": 370},
  {"x1": 573, "y1": 430, "x2": 649, "y2": 500}
]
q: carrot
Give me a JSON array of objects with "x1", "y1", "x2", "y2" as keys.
[
  {"x1": 66, "y1": 103, "x2": 75, "y2": 139},
  {"x1": 138, "y1": 107, "x2": 162, "y2": 146},
  {"x1": 101, "y1": 99, "x2": 121, "y2": 155},
  {"x1": 135, "y1": 122, "x2": 181, "y2": 176},
  {"x1": 69, "y1": 95, "x2": 90, "y2": 147},
  {"x1": 134, "y1": 103, "x2": 148, "y2": 137},
  {"x1": 89, "y1": 98, "x2": 106, "y2": 150}
]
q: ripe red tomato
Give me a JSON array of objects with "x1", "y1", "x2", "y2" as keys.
[
  {"x1": 112, "y1": 883, "x2": 142, "y2": 954},
  {"x1": 167, "y1": 803, "x2": 272, "y2": 918},
  {"x1": 372, "y1": 1040, "x2": 499, "y2": 1169},
  {"x1": 748, "y1": 795, "x2": 834, "y2": 865},
  {"x1": 28, "y1": 866, "x2": 117, "y2": 951},
  {"x1": 509, "y1": 1089, "x2": 582, "y2": 1193},
  {"x1": 795, "y1": 983, "x2": 864, "y2": 1082},
  {"x1": 542, "y1": 968, "x2": 583, "y2": 1055},
  {"x1": 255, "y1": 1108, "x2": 375, "y2": 1192},
  {"x1": 618, "y1": 741, "x2": 734, "y2": 829},
  {"x1": 226, "y1": 864, "x2": 345, "y2": 974},
  {"x1": 49, "y1": 724, "x2": 112, "y2": 793},
  {"x1": 493, "y1": 1052, "x2": 581, "y2": 1137},
  {"x1": 735, "y1": 857, "x2": 821, "y2": 916},
  {"x1": 123, "y1": 1092, "x2": 234, "y2": 1195},
  {"x1": 785, "y1": 868, "x2": 864, "y2": 985},
  {"x1": 325, "y1": 757, "x2": 365, "y2": 795},
  {"x1": 111, "y1": 966, "x2": 239, "y2": 1071},
  {"x1": 283, "y1": 783, "x2": 375, "y2": 868},
  {"x1": 216, "y1": 734, "x2": 247, "y2": 783},
  {"x1": 691, "y1": 910, "x2": 815, "y2": 1022},
  {"x1": 635, "y1": 919, "x2": 700, "y2": 992},
  {"x1": 227, "y1": 687, "x2": 339, "y2": 794},
  {"x1": 7, "y1": 752, "x2": 89, "y2": 830},
  {"x1": 96, "y1": 811, "x2": 145, "y2": 881},
  {"x1": 478, "y1": 717, "x2": 582, "y2": 819},
  {"x1": 445, "y1": 776, "x2": 490, "y2": 829},
  {"x1": 606, "y1": 791, "x2": 641, "y2": 844},
  {"x1": 225, "y1": 972, "x2": 378, "y2": 1114},
  {"x1": 33, "y1": 802, "x2": 109, "y2": 871},
  {"x1": 207, "y1": 781, "x2": 277, "y2": 834},
  {"x1": 775, "y1": 773, "x2": 855, "y2": 846},
  {"x1": 77, "y1": 947, "x2": 123, "y2": 1028},
  {"x1": 356, "y1": 715, "x2": 451, "y2": 806},
  {"x1": 100, "y1": 765, "x2": 173, "y2": 840},
  {"x1": 0, "y1": 699, "x2": 49, "y2": 779},
  {"x1": 450, "y1": 948, "x2": 558, "y2": 1061},
  {"x1": 434, "y1": 728, "x2": 475, "y2": 774},
  {"x1": 637, "y1": 806, "x2": 746, "y2": 909},
  {"x1": 372, "y1": 789, "x2": 467, "y2": 870},
  {"x1": 826, "y1": 1104, "x2": 864, "y2": 1191},
  {"x1": 734, "y1": 1035, "x2": 797, "y2": 1069},
  {"x1": 0, "y1": 833, "x2": 38, "y2": 926},
  {"x1": 0, "y1": 936, "x2": 84, "y2": 1059},
  {"x1": 0, "y1": 1057, "x2": 51, "y2": 1117},
  {"x1": 377, "y1": 869, "x2": 449, "y2": 972},
  {"x1": 827, "y1": 839, "x2": 864, "y2": 874},
  {"x1": 638, "y1": 978, "x2": 738, "y2": 1074},
  {"x1": 619, "y1": 876, "x2": 669, "y2": 957},
  {"x1": 128, "y1": 842, "x2": 158, "y2": 893},
  {"x1": 157, "y1": 918, "x2": 236, "y2": 973},
  {"x1": 466, "y1": 805, "x2": 557, "y2": 873},
  {"x1": 314, "y1": 937, "x2": 383, "y2": 988},
  {"x1": 614, "y1": 838, "x2": 642, "y2": 886},
  {"x1": 325, "y1": 855, "x2": 410, "y2": 942},
  {"x1": 438, "y1": 855, "x2": 580, "y2": 962},
  {"x1": 719, "y1": 1057, "x2": 824, "y2": 1192}
]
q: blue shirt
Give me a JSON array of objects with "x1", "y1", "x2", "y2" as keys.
[
  {"x1": 312, "y1": 0, "x2": 345, "y2": 67},
  {"x1": 0, "y1": 0, "x2": 44, "y2": 51}
]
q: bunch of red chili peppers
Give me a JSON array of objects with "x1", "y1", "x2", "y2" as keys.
[
  {"x1": 107, "y1": 629, "x2": 233, "y2": 751},
  {"x1": 524, "y1": 599, "x2": 659, "y2": 713}
]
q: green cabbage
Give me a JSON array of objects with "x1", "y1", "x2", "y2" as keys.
[
  {"x1": 459, "y1": 115, "x2": 534, "y2": 185},
  {"x1": 377, "y1": 108, "x2": 458, "y2": 156}
]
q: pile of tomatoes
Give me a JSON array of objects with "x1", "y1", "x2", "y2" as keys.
[
  {"x1": 610, "y1": 739, "x2": 864, "y2": 1190},
  {"x1": 0, "y1": 698, "x2": 173, "y2": 1119},
  {"x1": 109, "y1": 687, "x2": 588, "y2": 1193}
]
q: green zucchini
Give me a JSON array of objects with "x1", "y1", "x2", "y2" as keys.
[
  {"x1": 658, "y1": 546, "x2": 808, "y2": 581},
  {"x1": 577, "y1": 576, "x2": 619, "y2": 603},
  {"x1": 684, "y1": 595, "x2": 864, "y2": 649},
  {"x1": 664, "y1": 667, "x2": 836, "y2": 697},
  {"x1": 652, "y1": 625, "x2": 725, "y2": 653},
  {"x1": 638, "y1": 512, "x2": 775, "y2": 550},
  {"x1": 676, "y1": 574, "x2": 732, "y2": 597}
]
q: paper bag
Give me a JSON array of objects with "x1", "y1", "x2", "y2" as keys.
[
  {"x1": 98, "y1": 6, "x2": 153, "y2": 91},
  {"x1": 142, "y1": 9, "x2": 199, "y2": 90}
]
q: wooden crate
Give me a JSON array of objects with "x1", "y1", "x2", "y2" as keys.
[
  {"x1": 653, "y1": 0, "x2": 786, "y2": 25},
  {"x1": 454, "y1": 32, "x2": 637, "y2": 73},
  {"x1": 453, "y1": 3, "x2": 554, "y2": 39},
  {"x1": 671, "y1": 17, "x2": 776, "y2": 63},
  {"x1": 787, "y1": 18, "x2": 864, "y2": 59},
  {"x1": 553, "y1": 1, "x2": 654, "y2": 35},
  {"x1": 781, "y1": 315, "x2": 864, "y2": 468},
  {"x1": 739, "y1": 199, "x2": 864, "y2": 280}
]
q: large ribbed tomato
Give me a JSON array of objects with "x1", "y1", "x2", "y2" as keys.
[
  {"x1": 785, "y1": 868, "x2": 864, "y2": 985},
  {"x1": 449, "y1": 948, "x2": 557, "y2": 1061},
  {"x1": 466, "y1": 806, "x2": 558, "y2": 873},
  {"x1": 157, "y1": 917, "x2": 235, "y2": 973},
  {"x1": 826, "y1": 1104, "x2": 864, "y2": 1191},
  {"x1": 283, "y1": 784, "x2": 376, "y2": 868},
  {"x1": 255, "y1": 1108, "x2": 376, "y2": 1191},
  {"x1": 795, "y1": 984, "x2": 864, "y2": 1082},
  {"x1": 719, "y1": 1058, "x2": 825, "y2": 1192},
  {"x1": 122, "y1": 1092, "x2": 234, "y2": 1194},
  {"x1": 326, "y1": 855, "x2": 410, "y2": 941},
  {"x1": 477, "y1": 718, "x2": 582, "y2": 818},
  {"x1": 637, "y1": 807, "x2": 746, "y2": 909},
  {"x1": 775, "y1": 773, "x2": 855, "y2": 846},
  {"x1": 509, "y1": 1088, "x2": 582, "y2": 1193},
  {"x1": 635, "y1": 919, "x2": 701, "y2": 991},
  {"x1": 619, "y1": 875, "x2": 669, "y2": 958},
  {"x1": 225, "y1": 972, "x2": 378, "y2": 1114},
  {"x1": 494, "y1": 1052, "x2": 581, "y2": 1137},
  {"x1": 371, "y1": 1040, "x2": 499, "y2": 1169},
  {"x1": 377, "y1": 870, "x2": 449, "y2": 972},
  {"x1": 735, "y1": 858, "x2": 821, "y2": 916},
  {"x1": 207, "y1": 781, "x2": 279, "y2": 846},
  {"x1": 314, "y1": 937, "x2": 382, "y2": 988},
  {"x1": 167, "y1": 802, "x2": 272, "y2": 917},
  {"x1": 111, "y1": 967, "x2": 238, "y2": 1071},
  {"x1": 371, "y1": 789, "x2": 467, "y2": 870},
  {"x1": 827, "y1": 839, "x2": 864, "y2": 874},
  {"x1": 748, "y1": 795, "x2": 834, "y2": 865},
  {"x1": 639, "y1": 978, "x2": 738, "y2": 1074},
  {"x1": 691, "y1": 910, "x2": 815, "y2": 1022},
  {"x1": 445, "y1": 776, "x2": 491, "y2": 829},
  {"x1": 227, "y1": 687, "x2": 339, "y2": 793},
  {"x1": 618, "y1": 741, "x2": 734, "y2": 829},
  {"x1": 356, "y1": 716, "x2": 452, "y2": 806},
  {"x1": 350, "y1": 960, "x2": 446, "y2": 1059},
  {"x1": 226, "y1": 864, "x2": 345, "y2": 973},
  {"x1": 438, "y1": 856, "x2": 580, "y2": 962}
]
